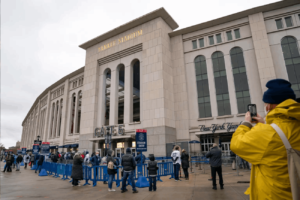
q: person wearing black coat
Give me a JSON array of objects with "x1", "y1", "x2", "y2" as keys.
[
  {"x1": 35, "y1": 155, "x2": 44, "y2": 173},
  {"x1": 3, "y1": 153, "x2": 12, "y2": 172},
  {"x1": 16, "y1": 154, "x2": 23, "y2": 171},
  {"x1": 147, "y1": 154, "x2": 158, "y2": 191},
  {"x1": 30, "y1": 154, "x2": 35, "y2": 168},
  {"x1": 107, "y1": 150, "x2": 118, "y2": 191},
  {"x1": 71, "y1": 152, "x2": 83, "y2": 186},
  {"x1": 51, "y1": 152, "x2": 58, "y2": 163},
  {"x1": 181, "y1": 149, "x2": 189, "y2": 180}
]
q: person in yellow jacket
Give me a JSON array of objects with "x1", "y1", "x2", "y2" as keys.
[{"x1": 230, "y1": 79, "x2": 300, "y2": 200}]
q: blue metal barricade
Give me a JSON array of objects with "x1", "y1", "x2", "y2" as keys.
[{"x1": 82, "y1": 165, "x2": 91, "y2": 186}]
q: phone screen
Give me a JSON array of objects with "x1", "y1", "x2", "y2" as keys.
[{"x1": 247, "y1": 104, "x2": 257, "y2": 119}]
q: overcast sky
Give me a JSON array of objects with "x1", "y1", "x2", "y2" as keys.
[{"x1": 1, "y1": 0, "x2": 279, "y2": 148}]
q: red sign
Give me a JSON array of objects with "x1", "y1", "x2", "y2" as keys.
[
  {"x1": 42, "y1": 142, "x2": 50, "y2": 145},
  {"x1": 136, "y1": 129, "x2": 147, "y2": 133},
  {"x1": 33, "y1": 144, "x2": 39, "y2": 146}
]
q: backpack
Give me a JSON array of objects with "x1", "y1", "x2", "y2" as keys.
[
  {"x1": 271, "y1": 123, "x2": 300, "y2": 200},
  {"x1": 108, "y1": 159, "x2": 114, "y2": 170}
]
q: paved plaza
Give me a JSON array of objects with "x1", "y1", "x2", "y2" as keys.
[{"x1": 0, "y1": 162, "x2": 250, "y2": 200}]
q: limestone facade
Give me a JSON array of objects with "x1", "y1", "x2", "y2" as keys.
[{"x1": 21, "y1": 1, "x2": 300, "y2": 157}]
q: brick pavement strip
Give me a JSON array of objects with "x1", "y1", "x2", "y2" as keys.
[{"x1": 0, "y1": 162, "x2": 250, "y2": 200}]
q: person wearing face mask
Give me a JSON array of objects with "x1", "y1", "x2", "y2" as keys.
[{"x1": 230, "y1": 79, "x2": 300, "y2": 200}]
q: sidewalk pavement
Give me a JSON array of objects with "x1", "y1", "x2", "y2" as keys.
[{"x1": 0, "y1": 162, "x2": 250, "y2": 200}]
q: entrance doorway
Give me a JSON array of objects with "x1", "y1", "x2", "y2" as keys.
[{"x1": 221, "y1": 142, "x2": 230, "y2": 156}]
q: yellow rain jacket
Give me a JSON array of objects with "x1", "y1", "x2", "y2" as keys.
[{"x1": 231, "y1": 99, "x2": 300, "y2": 200}]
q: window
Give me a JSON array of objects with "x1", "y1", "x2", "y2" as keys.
[
  {"x1": 281, "y1": 36, "x2": 300, "y2": 98},
  {"x1": 76, "y1": 91, "x2": 82, "y2": 133},
  {"x1": 50, "y1": 104, "x2": 55, "y2": 137},
  {"x1": 230, "y1": 47, "x2": 251, "y2": 113},
  {"x1": 132, "y1": 60, "x2": 140, "y2": 122},
  {"x1": 285, "y1": 17, "x2": 293, "y2": 27},
  {"x1": 276, "y1": 19, "x2": 283, "y2": 29},
  {"x1": 104, "y1": 70, "x2": 111, "y2": 125},
  {"x1": 226, "y1": 31, "x2": 232, "y2": 41},
  {"x1": 192, "y1": 40, "x2": 197, "y2": 49},
  {"x1": 58, "y1": 100, "x2": 63, "y2": 136},
  {"x1": 199, "y1": 38, "x2": 204, "y2": 48},
  {"x1": 194, "y1": 56, "x2": 212, "y2": 118},
  {"x1": 216, "y1": 34, "x2": 222, "y2": 43},
  {"x1": 118, "y1": 65, "x2": 125, "y2": 124},
  {"x1": 209, "y1": 36, "x2": 214, "y2": 45},
  {"x1": 212, "y1": 51, "x2": 231, "y2": 116},
  {"x1": 234, "y1": 29, "x2": 240, "y2": 39},
  {"x1": 70, "y1": 94, "x2": 76, "y2": 134},
  {"x1": 298, "y1": 14, "x2": 300, "y2": 21}
]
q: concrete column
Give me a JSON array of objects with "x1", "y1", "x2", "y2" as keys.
[
  {"x1": 206, "y1": 58, "x2": 218, "y2": 117},
  {"x1": 249, "y1": 12, "x2": 276, "y2": 92},
  {"x1": 59, "y1": 79, "x2": 70, "y2": 147},
  {"x1": 73, "y1": 93, "x2": 79, "y2": 134},
  {"x1": 124, "y1": 65, "x2": 133, "y2": 124},
  {"x1": 98, "y1": 74, "x2": 106, "y2": 127},
  {"x1": 53, "y1": 102, "x2": 58, "y2": 137},
  {"x1": 43, "y1": 91, "x2": 51, "y2": 141},
  {"x1": 56, "y1": 101, "x2": 62, "y2": 137},
  {"x1": 35, "y1": 100, "x2": 41, "y2": 140},
  {"x1": 224, "y1": 55, "x2": 238, "y2": 115},
  {"x1": 109, "y1": 69, "x2": 118, "y2": 125}
]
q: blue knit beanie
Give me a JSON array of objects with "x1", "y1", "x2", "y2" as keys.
[
  {"x1": 126, "y1": 147, "x2": 131, "y2": 153},
  {"x1": 263, "y1": 79, "x2": 296, "y2": 104}
]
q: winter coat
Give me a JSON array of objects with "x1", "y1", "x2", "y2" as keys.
[
  {"x1": 71, "y1": 156, "x2": 83, "y2": 180},
  {"x1": 16, "y1": 155, "x2": 23, "y2": 163},
  {"x1": 5, "y1": 155, "x2": 12, "y2": 165},
  {"x1": 135, "y1": 154, "x2": 146, "y2": 164},
  {"x1": 84, "y1": 154, "x2": 90, "y2": 163},
  {"x1": 205, "y1": 147, "x2": 222, "y2": 167},
  {"x1": 107, "y1": 150, "x2": 117, "y2": 175},
  {"x1": 51, "y1": 154, "x2": 58, "y2": 163},
  {"x1": 121, "y1": 153, "x2": 136, "y2": 171},
  {"x1": 230, "y1": 99, "x2": 300, "y2": 200},
  {"x1": 90, "y1": 155, "x2": 101, "y2": 166},
  {"x1": 38, "y1": 155, "x2": 44, "y2": 166},
  {"x1": 147, "y1": 156, "x2": 158, "y2": 176},
  {"x1": 181, "y1": 152, "x2": 189, "y2": 169}
]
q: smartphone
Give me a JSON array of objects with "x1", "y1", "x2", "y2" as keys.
[{"x1": 247, "y1": 104, "x2": 257, "y2": 121}]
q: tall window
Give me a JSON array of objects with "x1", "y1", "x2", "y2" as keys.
[
  {"x1": 58, "y1": 100, "x2": 63, "y2": 136},
  {"x1": 76, "y1": 91, "x2": 82, "y2": 132},
  {"x1": 234, "y1": 29, "x2": 240, "y2": 39},
  {"x1": 285, "y1": 17, "x2": 293, "y2": 27},
  {"x1": 54, "y1": 101, "x2": 59, "y2": 136},
  {"x1": 132, "y1": 60, "x2": 140, "y2": 122},
  {"x1": 105, "y1": 70, "x2": 111, "y2": 125},
  {"x1": 276, "y1": 19, "x2": 283, "y2": 29},
  {"x1": 192, "y1": 40, "x2": 197, "y2": 49},
  {"x1": 230, "y1": 47, "x2": 251, "y2": 113},
  {"x1": 194, "y1": 56, "x2": 211, "y2": 118},
  {"x1": 281, "y1": 36, "x2": 300, "y2": 97},
  {"x1": 209, "y1": 36, "x2": 214, "y2": 45},
  {"x1": 70, "y1": 94, "x2": 76, "y2": 134},
  {"x1": 50, "y1": 103, "x2": 55, "y2": 137},
  {"x1": 199, "y1": 38, "x2": 204, "y2": 48},
  {"x1": 118, "y1": 65, "x2": 125, "y2": 124},
  {"x1": 212, "y1": 51, "x2": 231, "y2": 116},
  {"x1": 226, "y1": 31, "x2": 232, "y2": 41},
  {"x1": 216, "y1": 34, "x2": 222, "y2": 43}
]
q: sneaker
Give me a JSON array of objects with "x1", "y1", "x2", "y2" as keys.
[
  {"x1": 108, "y1": 189, "x2": 111, "y2": 192},
  {"x1": 175, "y1": 180, "x2": 178, "y2": 182},
  {"x1": 110, "y1": 189, "x2": 116, "y2": 191},
  {"x1": 133, "y1": 190, "x2": 138, "y2": 193},
  {"x1": 121, "y1": 189, "x2": 128, "y2": 193},
  {"x1": 77, "y1": 185, "x2": 81, "y2": 187}
]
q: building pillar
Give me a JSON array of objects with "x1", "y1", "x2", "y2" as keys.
[
  {"x1": 59, "y1": 79, "x2": 70, "y2": 149},
  {"x1": 73, "y1": 93, "x2": 79, "y2": 134},
  {"x1": 224, "y1": 55, "x2": 238, "y2": 115},
  {"x1": 249, "y1": 12, "x2": 276, "y2": 92},
  {"x1": 43, "y1": 91, "x2": 51, "y2": 141},
  {"x1": 124, "y1": 65, "x2": 133, "y2": 124},
  {"x1": 55, "y1": 101, "x2": 61, "y2": 137},
  {"x1": 109, "y1": 69, "x2": 118, "y2": 125}
]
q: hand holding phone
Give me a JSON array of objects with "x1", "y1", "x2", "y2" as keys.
[{"x1": 247, "y1": 104, "x2": 257, "y2": 122}]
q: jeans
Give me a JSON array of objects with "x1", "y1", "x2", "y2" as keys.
[
  {"x1": 16, "y1": 163, "x2": 20, "y2": 170},
  {"x1": 121, "y1": 171, "x2": 136, "y2": 191},
  {"x1": 108, "y1": 174, "x2": 114, "y2": 189},
  {"x1": 35, "y1": 165, "x2": 42, "y2": 173},
  {"x1": 72, "y1": 179, "x2": 79, "y2": 186},
  {"x1": 149, "y1": 177, "x2": 157, "y2": 191},
  {"x1": 173, "y1": 163, "x2": 180, "y2": 180},
  {"x1": 24, "y1": 163, "x2": 27, "y2": 169},
  {"x1": 183, "y1": 168, "x2": 189, "y2": 178},
  {"x1": 211, "y1": 166, "x2": 223, "y2": 187},
  {"x1": 4, "y1": 164, "x2": 12, "y2": 172}
]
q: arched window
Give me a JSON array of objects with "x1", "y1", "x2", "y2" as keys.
[
  {"x1": 281, "y1": 36, "x2": 300, "y2": 97},
  {"x1": 105, "y1": 69, "x2": 111, "y2": 125},
  {"x1": 70, "y1": 94, "x2": 76, "y2": 134},
  {"x1": 50, "y1": 103, "x2": 55, "y2": 137},
  {"x1": 212, "y1": 51, "x2": 231, "y2": 116},
  {"x1": 58, "y1": 99, "x2": 63, "y2": 136},
  {"x1": 194, "y1": 56, "x2": 211, "y2": 118},
  {"x1": 132, "y1": 60, "x2": 140, "y2": 122},
  {"x1": 230, "y1": 47, "x2": 251, "y2": 113},
  {"x1": 76, "y1": 92, "x2": 82, "y2": 132},
  {"x1": 118, "y1": 65, "x2": 125, "y2": 124}
]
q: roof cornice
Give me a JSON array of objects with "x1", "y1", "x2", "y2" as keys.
[
  {"x1": 169, "y1": 0, "x2": 300, "y2": 37},
  {"x1": 79, "y1": 7, "x2": 179, "y2": 50}
]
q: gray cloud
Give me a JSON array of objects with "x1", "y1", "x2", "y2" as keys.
[{"x1": 1, "y1": 0, "x2": 278, "y2": 148}]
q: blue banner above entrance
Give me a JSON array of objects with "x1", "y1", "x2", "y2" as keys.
[{"x1": 136, "y1": 129, "x2": 147, "y2": 152}]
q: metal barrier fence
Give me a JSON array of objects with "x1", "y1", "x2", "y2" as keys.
[{"x1": 41, "y1": 161, "x2": 175, "y2": 187}]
